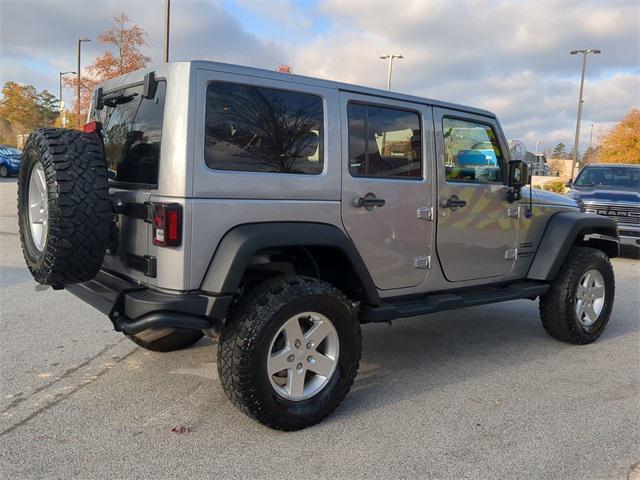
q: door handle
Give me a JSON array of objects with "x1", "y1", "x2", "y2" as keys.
[
  {"x1": 440, "y1": 195, "x2": 467, "y2": 211},
  {"x1": 354, "y1": 193, "x2": 386, "y2": 210}
]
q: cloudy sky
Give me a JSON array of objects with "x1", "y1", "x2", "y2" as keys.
[{"x1": 1, "y1": 0, "x2": 638, "y2": 153}]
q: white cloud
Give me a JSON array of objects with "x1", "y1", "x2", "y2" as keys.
[{"x1": 292, "y1": 0, "x2": 639, "y2": 151}]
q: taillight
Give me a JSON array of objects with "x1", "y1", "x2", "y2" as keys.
[
  {"x1": 152, "y1": 203, "x2": 182, "y2": 247},
  {"x1": 83, "y1": 121, "x2": 102, "y2": 134}
]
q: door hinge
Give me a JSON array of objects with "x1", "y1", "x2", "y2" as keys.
[
  {"x1": 417, "y1": 206, "x2": 434, "y2": 221},
  {"x1": 113, "y1": 200, "x2": 154, "y2": 223},
  {"x1": 414, "y1": 255, "x2": 431, "y2": 269},
  {"x1": 126, "y1": 253, "x2": 157, "y2": 277},
  {"x1": 504, "y1": 248, "x2": 518, "y2": 260},
  {"x1": 507, "y1": 206, "x2": 520, "y2": 219}
]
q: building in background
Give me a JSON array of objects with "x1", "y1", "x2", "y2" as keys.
[{"x1": 525, "y1": 151, "x2": 548, "y2": 176}]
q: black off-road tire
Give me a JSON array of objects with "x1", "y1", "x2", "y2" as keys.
[
  {"x1": 17, "y1": 128, "x2": 111, "y2": 286},
  {"x1": 0, "y1": 165, "x2": 9, "y2": 178},
  {"x1": 127, "y1": 328, "x2": 205, "y2": 352},
  {"x1": 539, "y1": 246, "x2": 615, "y2": 345},
  {"x1": 218, "y1": 275, "x2": 361, "y2": 431}
]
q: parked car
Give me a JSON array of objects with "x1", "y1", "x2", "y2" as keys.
[
  {"x1": 567, "y1": 163, "x2": 640, "y2": 248},
  {"x1": 16, "y1": 61, "x2": 619, "y2": 430},
  {"x1": 0, "y1": 145, "x2": 21, "y2": 177}
]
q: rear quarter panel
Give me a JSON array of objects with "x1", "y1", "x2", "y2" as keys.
[{"x1": 186, "y1": 66, "x2": 345, "y2": 290}]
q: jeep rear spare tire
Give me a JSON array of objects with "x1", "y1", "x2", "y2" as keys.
[{"x1": 18, "y1": 128, "x2": 112, "y2": 287}]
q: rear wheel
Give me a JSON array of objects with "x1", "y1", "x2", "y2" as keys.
[
  {"x1": 539, "y1": 246, "x2": 615, "y2": 344},
  {"x1": 218, "y1": 275, "x2": 361, "y2": 430},
  {"x1": 127, "y1": 328, "x2": 204, "y2": 352}
]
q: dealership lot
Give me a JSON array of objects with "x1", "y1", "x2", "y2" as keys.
[{"x1": 1, "y1": 178, "x2": 638, "y2": 479}]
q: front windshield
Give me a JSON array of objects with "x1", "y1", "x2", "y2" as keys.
[
  {"x1": 0, "y1": 147, "x2": 21, "y2": 155},
  {"x1": 575, "y1": 166, "x2": 640, "y2": 191}
]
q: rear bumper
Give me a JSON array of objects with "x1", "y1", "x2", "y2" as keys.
[{"x1": 66, "y1": 269, "x2": 233, "y2": 334}]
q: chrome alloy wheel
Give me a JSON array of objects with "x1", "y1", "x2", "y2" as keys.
[
  {"x1": 575, "y1": 269, "x2": 605, "y2": 327},
  {"x1": 28, "y1": 162, "x2": 48, "y2": 252},
  {"x1": 267, "y1": 312, "x2": 340, "y2": 401}
]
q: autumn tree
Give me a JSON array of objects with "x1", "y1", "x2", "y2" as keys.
[
  {"x1": 276, "y1": 64, "x2": 293, "y2": 73},
  {"x1": 0, "y1": 81, "x2": 59, "y2": 143},
  {"x1": 598, "y1": 109, "x2": 640, "y2": 164},
  {"x1": 65, "y1": 13, "x2": 151, "y2": 126},
  {"x1": 546, "y1": 158, "x2": 566, "y2": 176}
]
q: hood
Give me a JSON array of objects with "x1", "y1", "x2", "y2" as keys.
[
  {"x1": 569, "y1": 187, "x2": 639, "y2": 204},
  {"x1": 524, "y1": 187, "x2": 579, "y2": 208}
]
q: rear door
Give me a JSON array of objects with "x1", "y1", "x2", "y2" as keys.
[
  {"x1": 433, "y1": 108, "x2": 517, "y2": 281},
  {"x1": 90, "y1": 81, "x2": 167, "y2": 284},
  {"x1": 340, "y1": 92, "x2": 433, "y2": 291}
]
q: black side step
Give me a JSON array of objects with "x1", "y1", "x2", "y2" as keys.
[{"x1": 361, "y1": 281, "x2": 550, "y2": 323}]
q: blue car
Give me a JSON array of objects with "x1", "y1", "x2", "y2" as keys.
[{"x1": 0, "y1": 145, "x2": 22, "y2": 177}]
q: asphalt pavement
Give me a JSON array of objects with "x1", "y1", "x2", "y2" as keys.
[{"x1": 1, "y1": 177, "x2": 638, "y2": 479}]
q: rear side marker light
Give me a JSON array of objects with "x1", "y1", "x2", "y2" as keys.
[
  {"x1": 83, "y1": 121, "x2": 102, "y2": 134},
  {"x1": 152, "y1": 203, "x2": 182, "y2": 247}
]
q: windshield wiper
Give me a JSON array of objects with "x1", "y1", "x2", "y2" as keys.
[{"x1": 102, "y1": 92, "x2": 138, "y2": 108}]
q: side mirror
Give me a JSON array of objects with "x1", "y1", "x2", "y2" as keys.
[
  {"x1": 508, "y1": 160, "x2": 529, "y2": 188},
  {"x1": 565, "y1": 179, "x2": 573, "y2": 188}
]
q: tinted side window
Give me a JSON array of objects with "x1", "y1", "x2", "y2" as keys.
[
  {"x1": 93, "y1": 81, "x2": 166, "y2": 186},
  {"x1": 204, "y1": 82, "x2": 324, "y2": 174},
  {"x1": 442, "y1": 117, "x2": 504, "y2": 184},
  {"x1": 348, "y1": 103, "x2": 422, "y2": 179}
]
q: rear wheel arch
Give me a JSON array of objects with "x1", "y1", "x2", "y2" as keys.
[{"x1": 199, "y1": 223, "x2": 380, "y2": 306}]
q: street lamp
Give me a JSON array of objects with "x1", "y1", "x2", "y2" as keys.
[
  {"x1": 380, "y1": 54, "x2": 403, "y2": 91},
  {"x1": 76, "y1": 37, "x2": 91, "y2": 127},
  {"x1": 569, "y1": 48, "x2": 601, "y2": 180},
  {"x1": 59, "y1": 71, "x2": 76, "y2": 127}
]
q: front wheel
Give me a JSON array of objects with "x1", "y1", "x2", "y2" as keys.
[
  {"x1": 539, "y1": 246, "x2": 615, "y2": 344},
  {"x1": 217, "y1": 275, "x2": 361, "y2": 430},
  {"x1": 0, "y1": 165, "x2": 8, "y2": 178}
]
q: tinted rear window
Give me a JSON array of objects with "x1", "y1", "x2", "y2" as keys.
[
  {"x1": 91, "y1": 81, "x2": 166, "y2": 186},
  {"x1": 204, "y1": 82, "x2": 324, "y2": 174}
]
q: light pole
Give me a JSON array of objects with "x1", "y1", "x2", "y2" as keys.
[
  {"x1": 569, "y1": 48, "x2": 601, "y2": 180},
  {"x1": 164, "y1": 0, "x2": 170, "y2": 63},
  {"x1": 380, "y1": 54, "x2": 403, "y2": 91},
  {"x1": 76, "y1": 37, "x2": 91, "y2": 127},
  {"x1": 588, "y1": 123, "x2": 595, "y2": 149},
  {"x1": 59, "y1": 71, "x2": 76, "y2": 127}
]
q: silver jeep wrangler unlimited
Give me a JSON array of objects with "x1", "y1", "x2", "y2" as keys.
[{"x1": 17, "y1": 61, "x2": 619, "y2": 430}]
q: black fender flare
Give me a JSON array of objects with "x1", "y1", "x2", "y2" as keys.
[
  {"x1": 200, "y1": 222, "x2": 381, "y2": 305},
  {"x1": 527, "y1": 211, "x2": 619, "y2": 281}
]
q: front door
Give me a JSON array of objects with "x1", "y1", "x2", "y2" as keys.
[
  {"x1": 433, "y1": 108, "x2": 517, "y2": 282},
  {"x1": 340, "y1": 93, "x2": 433, "y2": 291}
]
